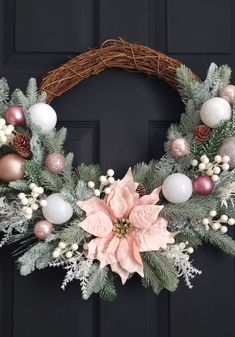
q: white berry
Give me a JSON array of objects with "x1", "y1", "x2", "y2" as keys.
[
  {"x1": 21, "y1": 198, "x2": 29, "y2": 205},
  {"x1": 107, "y1": 169, "x2": 114, "y2": 177},
  {"x1": 220, "y1": 214, "x2": 228, "y2": 222},
  {"x1": 40, "y1": 200, "x2": 47, "y2": 207},
  {"x1": 211, "y1": 175, "x2": 219, "y2": 182},
  {"x1": 202, "y1": 157, "x2": 209, "y2": 164},
  {"x1": 169, "y1": 237, "x2": 175, "y2": 244},
  {"x1": 202, "y1": 218, "x2": 209, "y2": 225},
  {"x1": 65, "y1": 251, "x2": 73, "y2": 259},
  {"x1": 4, "y1": 127, "x2": 12, "y2": 135},
  {"x1": 222, "y1": 163, "x2": 229, "y2": 171},
  {"x1": 88, "y1": 181, "x2": 95, "y2": 188},
  {"x1": 214, "y1": 155, "x2": 222, "y2": 163},
  {"x1": 25, "y1": 207, "x2": 33, "y2": 215},
  {"x1": 31, "y1": 192, "x2": 39, "y2": 198},
  {"x1": 187, "y1": 247, "x2": 194, "y2": 254},
  {"x1": 200, "y1": 155, "x2": 207, "y2": 161},
  {"x1": 99, "y1": 175, "x2": 107, "y2": 183},
  {"x1": 32, "y1": 186, "x2": 39, "y2": 193},
  {"x1": 31, "y1": 203, "x2": 39, "y2": 211},
  {"x1": 71, "y1": 243, "x2": 78, "y2": 250},
  {"x1": 0, "y1": 118, "x2": 6, "y2": 125},
  {"x1": 209, "y1": 210, "x2": 217, "y2": 217},
  {"x1": 38, "y1": 187, "x2": 44, "y2": 194},
  {"x1": 58, "y1": 241, "x2": 67, "y2": 249},
  {"x1": 222, "y1": 155, "x2": 230, "y2": 163},
  {"x1": 104, "y1": 187, "x2": 111, "y2": 195},
  {"x1": 0, "y1": 135, "x2": 7, "y2": 143},
  {"x1": 213, "y1": 167, "x2": 220, "y2": 175},
  {"x1": 108, "y1": 177, "x2": 115, "y2": 184},
  {"x1": 25, "y1": 214, "x2": 32, "y2": 220},
  {"x1": 198, "y1": 163, "x2": 206, "y2": 171},
  {"x1": 228, "y1": 218, "x2": 235, "y2": 225},
  {"x1": 94, "y1": 189, "x2": 100, "y2": 197},
  {"x1": 206, "y1": 169, "x2": 214, "y2": 176},
  {"x1": 212, "y1": 222, "x2": 221, "y2": 230},
  {"x1": 29, "y1": 183, "x2": 36, "y2": 190},
  {"x1": 52, "y1": 250, "x2": 60, "y2": 258},
  {"x1": 220, "y1": 226, "x2": 228, "y2": 233},
  {"x1": 18, "y1": 193, "x2": 26, "y2": 200},
  {"x1": 191, "y1": 159, "x2": 198, "y2": 167}
]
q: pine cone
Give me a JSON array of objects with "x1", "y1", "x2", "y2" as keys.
[
  {"x1": 12, "y1": 134, "x2": 32, "y2": 158},
  {"x1": 136, "y1": 184, "x2": 146, "y2": 197},
  {"x1": 193, "y1": 125, "x2": 211, "y2": 143}
]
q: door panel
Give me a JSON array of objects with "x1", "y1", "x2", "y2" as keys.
[{"x1": 0, "y1": 1, "x2": 235, "y2": 336}]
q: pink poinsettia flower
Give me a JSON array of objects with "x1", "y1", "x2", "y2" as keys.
[{"x1": 77, "y1": 168, "x2": 175, "y2": 284}]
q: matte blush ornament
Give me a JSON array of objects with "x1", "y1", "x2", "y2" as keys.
[
  {"x1": 0, "y1": 153, "x2": 24, "y2": 182},
  {"x1": 5, "y1": 105, "x2": 25, "y2": 126},
  {"x1": 218, "y1": 136, "x2": 235, "y2": 168},
  {"x1": 193, "y1": 176, "x2": 214, "y2": 196},
  {"x1": 170, "y1": 137, "x2": 190, "y2": 157},
  {"x1": 28, "y1": 103, "x2": 57, "y2": 134},
  {"x1": 162, "y1": 173, "x2": 193, "y2": 204},
  {"x1": 219, "y1": 85, "x2": 235, "y2": 104},
  {"x1": 200, "y1": 97, "x2": 231, "y2": 128},
  {"x1": 45, "y1": 152, "x2": 65, "y2": 173},
  {"x1": 34, "y1": 220, "x2": 53, "y2": 240},
  {"x1": 42, "y1": 193, "x2": 73, "y2": 224}
]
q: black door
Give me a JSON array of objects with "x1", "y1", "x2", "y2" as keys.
[{"x1": 0, "y1": 1, "x2": 234, "y2": 337}]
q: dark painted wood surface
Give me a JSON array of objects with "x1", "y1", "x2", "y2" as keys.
[{"x1": 0, "y1": 1, "x2": 234, "y2": 336}]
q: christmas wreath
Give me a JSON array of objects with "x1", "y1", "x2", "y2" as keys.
[{"x1": 1, "y1": 40, "x2": 235, "y2": 301}]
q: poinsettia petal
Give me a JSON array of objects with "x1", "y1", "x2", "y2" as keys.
[
  {"x1": 117, "y1": 237, "x2": 144, "y2": 277},
  {"x1": 77, "y1": 197, "x2": 116, "y2": 220},
  {"x1": 109, "y1": 188, "x2": 128, "y2": 218},
  {"x1": 118, "y1": 167, "x2": 138, "y2": 193},
  {"x1": 138, "y1": 187, "x2": 162, "y2": 205},
  {"x1": 79, "y1": 211, "x2": 113, "y2": 237},
  {"x1": 129, "y1": 204, "x2": 164, "y2": 229},
  {"x1": 111, "y1": 262, "x2": 129, "y2": 284},
  {"x1": 137, "y1": 217, "x2": 175, "y2": 252}
]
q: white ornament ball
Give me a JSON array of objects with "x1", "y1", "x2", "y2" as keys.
[
  {"x1": 28, "y1": 103, "x2": 57, "y2": 134},
  {"x1": 162, "y1": 173, "x2": 192, "y2": 204},
  {"x1": 200, "y1": 97, "x2": 231, "y2": 128},
  {"x1": 42, "y1": 193, "x2": 73, "y2": 224}
]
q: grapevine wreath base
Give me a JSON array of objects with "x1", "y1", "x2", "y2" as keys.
[{"x1": 0, "y1": 40, "x2": 235, "y2": 301}]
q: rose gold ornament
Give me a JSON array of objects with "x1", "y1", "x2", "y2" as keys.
[
  {"x1": 170, "y1": 137, "x2": 190, "y2": 157},
  {"x1": 0, "y1": 154, "x2": 24, "y2": 182},
  {"x1": 45, "y1": 152, "x2": 65, "y2": 173},
  {"x1": 219, "y1": 85, "x2": 235, "y2": 104},
  {"x1": 4, "y1": 105, "x2": 25, "y2": 126},
  {"x1": 34, "y1": 220, "x2": 53, "y2": 240}
]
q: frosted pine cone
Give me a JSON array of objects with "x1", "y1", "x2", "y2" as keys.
[
  {"x1": 12, "y1": 134, "x2": 32, "y2": 158},
  {"x1": 193, "y1": 125, "x2": 211, "y2": 143}
]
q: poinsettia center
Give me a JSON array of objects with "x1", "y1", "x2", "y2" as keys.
[{"x1": 112, "y1": 218, "x2": 133, "y2": 238}]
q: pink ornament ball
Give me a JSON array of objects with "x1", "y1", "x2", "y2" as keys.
[
  {"x1": 219, "y1": 85, "x2": 235, "y2": 104},
  {"x1": 193, "y1": 176, "x2": 214, "y2": 196},
  {"x1": 34, "y1": 220, "x2": 53, "y2": 240},
  {"x1": 170, "y1": 137, "x2": 190, "y2": 157},
  {"x1": 5, "y1": 105, "x2": 25, "y2": 126},
  {"x1": 0, "y1": 153, "x2": 24, "y2": 182},
  {"x1": 45, "y1": 152, "x2": 65, "y2": 173}
]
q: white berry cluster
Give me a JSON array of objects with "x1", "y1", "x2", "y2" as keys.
[
  {"x1": 191, "y1": 154, "x2": 230, "y2": 182},
  {"x1": 52, "y1": 241, "x2": 80, "y2": 259},
  {"x1": 0, "y1": 118, "x2": 15, "y2": 145},
  {"x1": 167, "y1": 241, "x2": 194, "y2": 260},
  {"x1": 88, "y1": 169, "x2": 115, "y2": 197},
  {"x1": 202, "y1": 210, "x2": 235, "y2": 233},
  {"x1": 18, "y1": 183, "x2": 47, "y2": 219}
]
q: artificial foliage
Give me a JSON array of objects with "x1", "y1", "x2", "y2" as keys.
[{"x1": 0, "y1": 61, "x2": 235, "y2": 302}]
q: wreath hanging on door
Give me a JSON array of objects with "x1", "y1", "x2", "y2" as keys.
[{"x1": 0, "y1": 39, "x2": 235, "y2": 301}]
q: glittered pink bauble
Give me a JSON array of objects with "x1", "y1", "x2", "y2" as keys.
[
  {"x1": 193, "y1": 176, "x2": 214, "y2": 196},
  {"x1": 219, "y1": 85, "x2": 235, "y2": 104},
  {"x1": 45, "y1": 152, "x2": 65, "y2": 173},
  {"x1": 4, "y1": 105, "x2": 25, "y2": 126},
  {"x1": 34, "y1": 220, "x2": 53, "y2": 240},
  {"x1": 170, "y1": 137, "x2": 190, "y2": 157},
  {"x1": 0, "y1": 154, "x2": 24, "y2": 182},
  {"x1": 218, "y1": 136, "x2": 235, "y2": 168}
]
